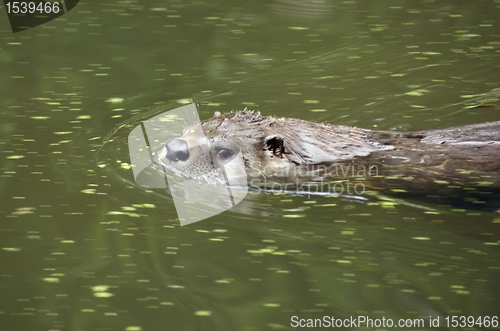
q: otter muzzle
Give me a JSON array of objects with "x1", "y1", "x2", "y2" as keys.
[{"x1": 165, "y1": 139, "x2": 190, "y2": 162}]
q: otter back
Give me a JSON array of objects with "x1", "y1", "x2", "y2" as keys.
[{"x1": 159, "y1": 111, "x2": 500, "y2": 208}]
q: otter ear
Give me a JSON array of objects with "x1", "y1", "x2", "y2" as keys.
[
  {"x1": 266, "y1": 132, "x2": 340, "y2": 164},
  {"x1": 265, "y1": 133, "x2": 307, "y2": 164},
  {"x1": 214, "y1": 111, "x2": 221, "y2": 118},
  {"x1": 265, "y1": 134, "x2": 284, "y2": 157}
]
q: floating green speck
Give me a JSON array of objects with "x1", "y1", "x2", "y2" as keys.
[
  {"x1": 6, "y1": 155, "x2": 24, "y2": 160},
  {"x1": 380, "y1": 201, "x2": 398, "y2": 208},
  {"x1": 215, "y1": 279, "x2": 231, "y2": 284},
  {"x1": 390, "y1": 189, "x2": 407, "y2": 193},
  {"x1": 136, "y1": 203, "x2": 155, "y2": 209},
  {"x1": 43, "y1": 278, "x2": 60, "y2": 283},
  {"x1": 160, "y1": 302, "x2": 174, "y2": 305},
  {"x1": 80, "y1": 189, "x2": 96, "y2": 194},
  {"x1": 106, "y1": 211, "x2": 125, "y2": 215},
  {"x1": 2, "y1": 247, "x2": 21, "y2": 252},
  {"x1": 289, "y1": 26, "x2": 309, "y2": 30},
  {"x1": 106, "y1": 97, "x2": 124, "y2": 104},
  {"x1": 92, "y1": 285, "x2": 110, "y2": 292},
  {"x1": 454, "y1": 290, "x2": 470, "y2": 295},
  {"x1": 194, "y1": 311, "x2": 212, "y2": 316},
  {"x1": 405, "y1": 91, "x2": 424, "y2": 96},
  {"x1": 450, "y1": 285, "x2": 465, "y2": 289},
  {"x1": 247, "y1": 248, "x2": 275, "y2": 254},
  {"x1": 120, "y1": 163, "x2": 132, "y2": 170}
]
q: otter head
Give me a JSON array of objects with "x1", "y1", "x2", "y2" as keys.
[
  {"x1": 159, "y1": 110, "x2": 366, "y2": 185},
  {"x1": 158, "y1": 118, "x2": 245, "y2": 184},
  {"x1": 158, "y1": 111, "x2": 298, "y2": 185}
]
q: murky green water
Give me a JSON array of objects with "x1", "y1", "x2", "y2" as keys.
[{"x1": 1, "y1": 1, "x2": 499, "y2": 330}]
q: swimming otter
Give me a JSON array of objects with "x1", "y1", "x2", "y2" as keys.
[{"x1": 159, "y1": 111, "x2": 500, "y2": 206}]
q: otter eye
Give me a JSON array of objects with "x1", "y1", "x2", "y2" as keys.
[{"x1": 217, "y1": 148, "x2": 232, "y2": 160}]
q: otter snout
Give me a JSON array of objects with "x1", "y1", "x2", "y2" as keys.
[{"x1": 165, "y1": 139, "x2": 190, "y2": 162}]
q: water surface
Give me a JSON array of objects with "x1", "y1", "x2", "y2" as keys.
[{"x1": 1, "y1": 1, "x2": 499, "y2": 330}]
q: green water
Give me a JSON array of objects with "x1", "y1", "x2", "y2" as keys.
[{"x1": 1, "y1": 1, "x2": 499, "y2": 330}]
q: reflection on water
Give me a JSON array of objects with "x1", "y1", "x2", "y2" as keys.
[{"x1": 1, "y1": 0, "x2": 499, "y2": 330}]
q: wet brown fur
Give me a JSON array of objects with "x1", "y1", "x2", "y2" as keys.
[{"x1": 161, "y1": 110, "x2": 500, "y2": 207}]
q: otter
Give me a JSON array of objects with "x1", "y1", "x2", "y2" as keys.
[{"x1": 158, "y1": 111, "x2": 500, "y2": 207}]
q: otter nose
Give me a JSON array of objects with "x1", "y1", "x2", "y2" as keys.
[{"x1": 165, "y1": 139, "x2": 190, "y2": 162}]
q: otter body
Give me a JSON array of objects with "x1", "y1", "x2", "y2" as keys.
[{"x1": 159, "y1": 111, "x2": 500, "y2": 206}]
